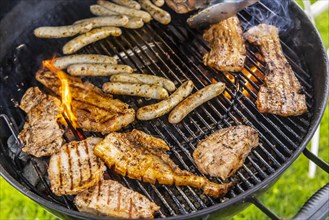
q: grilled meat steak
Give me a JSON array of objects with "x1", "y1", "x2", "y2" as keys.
[
  {"x1": 18, "y1": 87, "x2": 64, "y2": 157},
  {"x1": 193, "y1": 125, "x2": 259, "y2": 180},
  {"x1": 74, "y1": 180, "x2": 160, "y2": 219},
  {"x1": 48, "y1": 137, "x2": 106, "y2": 196},
  {"x1": 36, "y1": 71, "x2": 135, "y2": 133},
  {"x1": 165, "y1": 0, "x2": 197, "y2": 14},
  {"x1": 244, "y1": 24, "x2": 307, "y2": 116},
  {"x1": 203, "y1": 16, "x2": 246, "y2": 72},
  {"x1": 94, "y1": 129, "x2": 232, "y2": 198}
]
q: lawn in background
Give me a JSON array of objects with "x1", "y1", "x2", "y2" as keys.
[{"x1": 1, "y1": 1, "x2": 328, "y2": 220}]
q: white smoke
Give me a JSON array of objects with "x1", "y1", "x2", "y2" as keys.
[{"x1": 244, "y1": 0, "x2": 293, "y2": 33}]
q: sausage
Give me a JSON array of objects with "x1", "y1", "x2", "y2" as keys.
[
  {"x1": 124, "y1": 17, "x2": 144, "y2": 29},
  {"x1": 102, "y1": 82, "x2": 169, "y2": 99},
  {"x1": 33, "y1": 23, "x2": 93, "y2": 38},
  {"x1": 90, "y1": 5, "x2": 119, "y2": 16},
  {"x1": 110, "y1": 73, "x2": 176, "y2": 92},
  {"x1": 168, "y1": 82, "x2": 226, "y2": 123},
  {"x1": 151, "y1": 0, "x2": 165, "y2": 7},
  {"x1": 98, "y1": 0, "x2": 152, "y2": 23},
  {"x1": 62, "y1": 27, "x2": 122, "y2": 55},
  {"x1": 139, "y1": 0, "x2": 171, "y2": 25},
  {"x1": 53, "y1": 54, "x2": 117, "y2": 69},
  {"x1": 67, "y1": 63, "x2": 133, "y2": 76},
  {"x1": 136, "y1": 80, "x2": 194, "y2": 120},
  {"x1": 74, "y1": 15, "x2": 129, "y2": 28},
  {"x1": 89, "y1": 5, "x2": 143, "y2": 28},
  {"x1": 111, "y1": 0, "x2": 141, "y2": 9}
]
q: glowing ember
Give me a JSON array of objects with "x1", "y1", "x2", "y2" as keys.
[{"x1": 43, "y1": 58, "x2": 78, "y2": 128}]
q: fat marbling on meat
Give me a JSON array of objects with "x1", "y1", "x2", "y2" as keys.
[
  {"x1": 74, "y1": 180, "x2": 160, "y2": 218},
  {"x1": 244, "y1": 24, "x2": 307, "y2": 116},
  {"x1": 203, "y1": 16, "x2": 246, "y2": 72},
  {"x1": 18, "y1": 87, "x2": 64, "y2": 157},
  {"x1": 193, "y1": 125, "x2": 259, "y2": 180}
]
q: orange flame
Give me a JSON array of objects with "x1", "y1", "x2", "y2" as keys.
[
  {"x1": 223, "y1": 73, "x2": 235, "y2": 99},
  {"x1": 43, "y1": 58, "x2": 78, "y2": 129}
]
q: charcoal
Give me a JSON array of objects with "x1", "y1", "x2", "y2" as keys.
[
  {"x1": 22, "y1": 158, "x2": 47, "y2": 187},
  {"x1": 7, "y1": 135, "x2": 28, "y2": 162}
]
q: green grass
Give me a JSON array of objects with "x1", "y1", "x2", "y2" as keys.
[{"x1": 1, "y1": 2, "x2": 328, "y2": 220}]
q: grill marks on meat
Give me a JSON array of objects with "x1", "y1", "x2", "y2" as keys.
[
  {"x1": 94, "y1": 129, "x2": 232, "y2": 198},
  {"x1": 18, "y1": 87, "x2": 64, "y2": 157},
  {"x1": 193, "y1": 125, "x2": 259, "y2": 180},
  {"x1": 203, "y1": 16, "x2": 246, "y2": 72},
  {"x1": 36, "y1": 71, "x2": 135, "y2": 133},
  {"x1": 244, "y1": 24, "x2": 307, "y2": 116},
  {"x1": 48, "y1": 137, "x2": 106, "y2": 196},
  {"x1": 74, "y1": 180, "x2": 160, "y2": 218}
]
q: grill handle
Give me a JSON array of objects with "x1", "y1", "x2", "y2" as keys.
[
  {"x1": 248, "y1": 150, "x2": 329, "y2": 220},
  {"x1": 293, "y1": 183, "x2": 329, "y2": 220}
]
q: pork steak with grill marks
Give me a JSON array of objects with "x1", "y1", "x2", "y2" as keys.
[
  {"x1": 203, "y1": 16, "x2": 246, "y2": 72},
  {"x1": 244, "y1": 24, "x2": 307, "y2": 116},
  {"x1": 74, "y1": 180, "x2": 160, "y2": 219},
  {"x1": 193, "y1": 125, "x2": 259, "y2": 180},
  {"x1": 48, "y1": 137, "x2": 106, "y2": 196},
  {"x1": 18, "y1": 87, "x2": 64, "y2": 157}
]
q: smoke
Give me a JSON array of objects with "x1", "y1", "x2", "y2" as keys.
[{"x1": 243, "y1": 0, "x2": 293, "y2": 33}]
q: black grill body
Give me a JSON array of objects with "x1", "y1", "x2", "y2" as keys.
[{"x1": 0, "y1": 0, "x2": 328, "y2": 219}]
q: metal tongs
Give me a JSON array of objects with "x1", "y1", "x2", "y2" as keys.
[{"x1": 187, "y1": 0, "x2": 260, "y2": 28}]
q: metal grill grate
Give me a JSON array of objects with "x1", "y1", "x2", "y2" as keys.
[{"x1": 0, "y1": 1, "x2": 313, "y2": 218}]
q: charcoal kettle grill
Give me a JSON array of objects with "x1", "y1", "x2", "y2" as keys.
[{"x1": 0, "y1": 0, "x2": 328, "y2": 219}]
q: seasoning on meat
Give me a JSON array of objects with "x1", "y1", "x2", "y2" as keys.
[
  {"x1": 203, "y1": 16, "x2": 246, "y2": 72},
  {"x1": 48, "y1": 137, "x2": 106, "y2": 196},
  {"x1": 193, "y1": 125, "x2": 259, "y2": 180},
  {"x1": 18, "y1": 87, "x2": 64, "y2": 157},
  {"x1": 244, "y1": 24, "x2": 307, "y2": 116},
  {"x1": 94, "y1": 129, "x2": 232, "y2": 198},
  {"x1": 74, "y1": 180, "x2": 160, "y2": 218},
  {"x1": 36, "y1": 71, "x2": 135, "y2": 133},
  {"x1": 165, "y1": 0, "x2": 197, "y2": 14}
]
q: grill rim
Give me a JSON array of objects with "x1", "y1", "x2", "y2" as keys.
[{"x1": 0, "y1": 1, "x2": 328, "y2": 219}]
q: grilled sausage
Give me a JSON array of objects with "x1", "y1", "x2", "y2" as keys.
[
  {"x1": 98, "y1": 0, "x2": 152, "y2": 23},
  {"x1": 168, "y1": 82, "x2": 226, "y2": 123},
  {"x1": 62, "y1": 27, "x2": 122, "y2": 55},
  {"x1": 139, "y1": 0, "x2": 171, "y2": 25},
  {"x1": 124, "y1": 17, "x2": 144, "y2": 29},
  {"x1": 89, "y1": 5, "x2": 144, "y2": 29},
  {"x1": 53, "y1": 54, "x2": 117, "y2": 69},
  {"x1": 67, "y1": 63, "x2": 133, "y2": 76},
  {"x1": 34, "y1": 23, "x2": 93, "y2": 38},
  {"x1": 112, "y1": 0, "x2": 141, "y2": 9},
  {"x1": 90, "y1": 4, "x2": 119, "y2": 16},
  {"x1": 110, "y1": 73, "x2": 176, "y2": 92},
  {"x1": 152, "y1": 0, "x2": 165, "y2": 7},
  {"x1": 74, "y1": 15, "x2": 129, "y2": 28},
  {"x1": 137, "y1": 80, "x2": 194, "y2": 120},
  {"x1": 103, "y1": 82, "x2": 169, "y2": 99}
]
